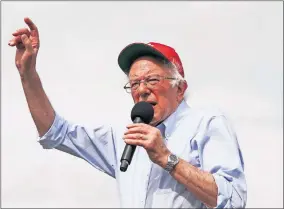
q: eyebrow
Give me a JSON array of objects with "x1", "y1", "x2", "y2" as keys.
[{"x1": 129, "y1": 73, "x2": 161, "y2": 81}]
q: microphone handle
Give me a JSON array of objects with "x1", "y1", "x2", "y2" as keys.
[{"x1": 120, "y1": 117, "x2": 143, "y2": 172}]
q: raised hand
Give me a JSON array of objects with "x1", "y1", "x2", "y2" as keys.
[{"x1": 8, "y1": 17, "x2": 40, "y2": 77}]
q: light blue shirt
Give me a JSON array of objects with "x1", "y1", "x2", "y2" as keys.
[{"x1": 39, "y1": 100, "x2": 247, "y2": 208}]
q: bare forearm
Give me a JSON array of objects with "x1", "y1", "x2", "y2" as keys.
[
  {"x1": 170, "y1": 159, "x2": 218, "y2": 207},
  {"x1": 21, "y1": 71, "x2": 55, "y2": 137}
]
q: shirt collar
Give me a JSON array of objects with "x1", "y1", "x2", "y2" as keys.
[{"x1": 158, "y1": 100, "x2": 190, "y2": 139}]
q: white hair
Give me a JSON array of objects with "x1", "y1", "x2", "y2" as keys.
[
  {"x1": 161, "y1": 59, "x2": 190, "y2": 102},
  {"x1": 161, "y1": 60, "x2": 186, "y2": 88}
]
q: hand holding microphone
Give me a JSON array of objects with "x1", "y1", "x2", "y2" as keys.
[
  {"x1": 120, "y1": 101, "x2": 154, "y2": 171},
  {"x1": 120, "y1": 101, "x2": 171, "y2": 172}
]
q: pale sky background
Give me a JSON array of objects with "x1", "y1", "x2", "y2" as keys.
[{"x1": 1, "y1": 1, "x2": 283, "y2": 208}]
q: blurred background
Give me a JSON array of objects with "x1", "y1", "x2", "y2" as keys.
[{"x1": 2, "y1": 1, "x2": 283, "y2": 208}]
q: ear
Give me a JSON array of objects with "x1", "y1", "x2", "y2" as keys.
[{"x1": 177, "y1": 81, "x2": 188, "y2": 101}]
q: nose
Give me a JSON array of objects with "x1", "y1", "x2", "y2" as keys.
[{"x1": 137, "y1": 82, "x2": 150, "y2": 100}]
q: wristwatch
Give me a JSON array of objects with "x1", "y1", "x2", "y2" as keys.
[{"x1": 164, "y1": 153, "x2": 179, "y2": 173}]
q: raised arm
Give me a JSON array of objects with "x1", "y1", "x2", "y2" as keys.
[
  {"x1": 9, "y1": 17, "x2": 55, "y2": 136},
  {"x1": 8, "y1": 18, "x2": 118, "y2": 178}
]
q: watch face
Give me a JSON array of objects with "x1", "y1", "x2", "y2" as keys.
[{"x1": 169, "y1": 154, "x2": 178, "y2": 162}]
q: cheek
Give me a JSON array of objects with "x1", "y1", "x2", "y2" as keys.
[
  {"x1": 154, "y1": 92, "x2": 176, "y2": 114},
  {"x1": 153, "y1": 103, "x2": 167, "y2": 119},
  {"x1": 131, "y1": 92, "x2": 139, "y2": 102}
]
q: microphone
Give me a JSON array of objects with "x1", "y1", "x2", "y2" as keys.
[{"x1": 120, "y1": 101, "x2": 154, "y2": 172}]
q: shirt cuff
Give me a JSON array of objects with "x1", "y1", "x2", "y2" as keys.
[
  {"x1": 37, "y1": 112, "x2": 66, "y2": 149},
  {"x1": 211, "y1": 173, "x2": 233, "y2": 208}
]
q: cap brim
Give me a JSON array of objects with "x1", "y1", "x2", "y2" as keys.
[{"x1": 118, "y1": 43, "x2": 169, "y2": 75}]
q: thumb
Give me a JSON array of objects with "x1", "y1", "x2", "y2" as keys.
[{"x1": 21, "y1": 34, "x2": 33, "y2": 53}]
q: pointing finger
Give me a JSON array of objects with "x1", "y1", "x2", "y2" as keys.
[{"x1": 24, "y1": 17, "x2": 39, "y2": 37}]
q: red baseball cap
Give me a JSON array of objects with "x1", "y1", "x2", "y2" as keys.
[{"x1": 118, "y1": 42, "x2": 185, "y2": 77}]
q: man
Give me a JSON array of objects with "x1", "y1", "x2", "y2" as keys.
[{"x1": 9, "y1": 17, "x2": 247, "y2": 208}]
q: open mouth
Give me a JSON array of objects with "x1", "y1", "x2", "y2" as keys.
[{"x1": 148, "y1": 102, "x2": 157, "y2": 107}]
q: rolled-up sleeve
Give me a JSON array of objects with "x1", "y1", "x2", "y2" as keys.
[
  {"x1": 38, "y1": 112, "x2": 117, "y2": 178},
  {"x1": 201, "y1": 115, "x2": 247, "y2": 208}
]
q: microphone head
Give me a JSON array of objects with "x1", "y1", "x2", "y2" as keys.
[{"x1": 131, "y1": 101, "x2": 154, "y2": 124}]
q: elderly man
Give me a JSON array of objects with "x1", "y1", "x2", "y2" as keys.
[{"x1": 9, "y1": 18, "x2": 247, "y2": 208}]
